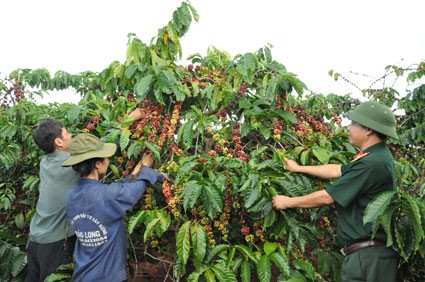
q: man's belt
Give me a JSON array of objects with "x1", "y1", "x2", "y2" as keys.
[{"x1": 340, "y1": 240, "x2": 384, "y2": 256}]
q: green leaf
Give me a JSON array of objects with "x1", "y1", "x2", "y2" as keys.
[
  {"x1": 182, "y1": 120, "x2": 195, "y2": 149},
  {"x1": 119, "y1": 129, "x2": 131, "y2": 152},
  {"x1": 270, "y1": 252, "x2": 290, "y2": 277},
  {"x1": 144, "y1": 217, "x2": 161, "y2": 242},
  {"x1": 263, "y1": 241, "x2": 278, "y2": 255},
  {"x1": 143, "y1": 211, "x2": 170, "y2": 242},
  {"x1": 10, "y1": 253, "x2": 27, "y2": 277},
  {"x1": 204, "y1": 269, "x2": 216, "y2": 282},
  {"x1": 300, "y1": 149, "x2": 311, "y2": 165},
  {"x1": 240, "y1": 260, "x2": 251, "y2": 282},
  {"x1": 191, "y1": 223, "x2": 207, "y2": 264},
  {"x1": 67, "y1": 104, "x2": 81, "y2": 122},
  {"x1": 312, "y1": 147, "x2": 330, "y2": 164},
  {"x1": 247, "y1": 197, "x2": 270, "y2": 213},
  {"x1": 128, "y1": 210, "x2": 146, "y2": 234},
  {"x1": 401, "y1": 191, "x2": 424, "y2": 251},
  {"x1": 177, "y1": 221, "x2": 191, "y2": 270},
  {"x1": 239, "y1": 97, "x2": 252, "y2": 109},
  {"x1": 235, "y1": 245, "x2": 259, "y2": 262},
  {"x1": 205, "y1": 244, "x2": 230, "y2": 264},
  {"x1": 187, "y1": 271, "x2": 202, "y2": 282},
  {"x1": 203, "y1": 184, "x2": 223, "y2": 217},
  {"x1": 134, "y1": 74, "x2": 153, "y2": 102},
  {"x1": 293, "y1": 260, "x2": 317, "y2": 281},
  {"x1": 260, "y1": 127, "x2": 271, "y2": 140},
  {"x1": 104, "y1": 129, "x2": 120, "y2": 144},
  {"x1": 211, "y1": 263, "x2": 237, "y2": 282},
  {"x1": 188, "y1": 3, "x2": 199, "y2": 21},
  {"x1": 244, "y1": 183, "x2": 261, "y2": 209},
  {"x1": 120, "y1": 116, "x2": 136, "y2": 128},
  {"x1": 182, "y1": 181, "x2": 203, "y2": 210},
  {"x1": 124, "y1": 64, "x2": 138, "y2": 78},
  {"x1": 127, "y1": 140, "x2": 143, "y2": 158},
  {"x1": 142, "y1": 141, "x2": 161, "y2": 161},
  {"x1": 263, "y1": 209, "x2": 276, "y2": 228},
  {"x1": 256, "y1": 255, "x2": 271, "y2": 282},
  {"x1": 244, "y1": 107, "x2": 263, "y2": 117},
  {"x1": 363, "y1": 191, "x2": 395, "y2": 224},
  {"x1": 275, "y1": 110, "x2": 297, "y2": 123},
  {"x1": 14, "y1": 213, "x2": 24, "y2": 229},
  {"x1": 44, "y1": 273, "x2": 71, "y2": 282},
  {"x1": 380, "y1": 205, "x2": 396, "y2": 246}
]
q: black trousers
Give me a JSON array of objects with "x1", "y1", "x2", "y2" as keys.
[{"x1": 25, "y1": 235, "x2": 76, "y2": 282}]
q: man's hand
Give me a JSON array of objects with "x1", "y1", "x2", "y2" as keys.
[
  {"x1": 128, "y1": 108, "x2": 146, "y2": 120},
  {"x1": 272, "y1": 195, "x2": 291, "y2": 210},
  {"x1": 284, "y1": 158, "x2": 300, "y2": 172},
  {"x1": 141, "y1": 151, "x2": 154, "y2": 167}
]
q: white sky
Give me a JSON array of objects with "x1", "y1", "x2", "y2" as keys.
[{"x1": 1, "y1": 0, "x2": 424, "y2": 104}]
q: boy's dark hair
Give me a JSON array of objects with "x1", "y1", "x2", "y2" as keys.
[
  {"x1": 33, "y1": 118, "x2": 64, "y2": 153},
  {"x1": 72, "y1": 158, "x2": 104, "y2": 177}
]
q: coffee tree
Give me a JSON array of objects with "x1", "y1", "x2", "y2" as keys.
[{"x1": 1, "y1": 2, "x2": 424, "y2": 281}]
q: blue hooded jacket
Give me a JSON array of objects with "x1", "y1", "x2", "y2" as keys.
[{"x1": 66, "y1": 166, "x2": 164, "y2": 282}]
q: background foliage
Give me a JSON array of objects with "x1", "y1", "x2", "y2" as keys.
[{"x1": 1, "y1": 2, "x2": 424, "y2": 281}]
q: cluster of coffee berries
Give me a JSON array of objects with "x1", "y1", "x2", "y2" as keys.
[
  {"x1": 214, "y1": 215, "x2": 229, "y2": 242},
  {"x1": 289, "y1": 106, "x2": 332, "y2": 137},
  {"x1": 169, "y1": 142, "x2": 183, "y2": 156},
  {"x1": 204, "y1": 224, "x2": 216, "y2": 247},
  {"x1": 125, "y1": 99, "x2": 183, "y2": 156},
  {"x1": 143, "y1": 187, "x2": 156, "y2": 210},
  {"x1": 157, "y1": 116, "x2": 170, "y2": 148},
  {"x1": 168, "y1": 102, "x2": 182, "y2": 139},
  {"x1": 148, "y1": 104, "x2": 163, "y2": 143},
  {"x1": 233, "y1": 124, "x2": 250, "y2": 162},
  {"x1": 331, "y1": 113, "x2": 342, "y2": 127},
  {"x1": 162, "y1": 180, "x2": 181, "y2": 218},
  {"x1": 276, "y1": 93, "x2": 287, "y2": 108},
  {"x1": 237, "y1": 82, "x2": 249, "y2": 98},
  {"x1": 180, "y1": 64, "x2": 226, "y2": 93},
  {"x1": 253, "y1": 222, "x2": 265, "y2": 242},
  {"x1": 216, "y1": 108, "x2": 228, "y2": 123},
  {"x1": 273, "y1": 118, "x2": 283, "y2": 141},
  {"x1": 86, "y1": 116, "x2": 99, "y2": 131},
  {"x1": 1, "y1": 79, "x2": 25, "y2": 108},
  {"x1": 165, "y1": 161, "x2": 179, "y2": 173},
  {"x1": 208, "y1": 125, "x2": 249, "y2": 162},
  {"x1": 126, "y1": 93, "x2": 136, "y2": 103}
]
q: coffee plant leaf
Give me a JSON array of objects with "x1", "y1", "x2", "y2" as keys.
[
  {"x1": 363, "y1": 191, "x2": 395, "y2": 224},
  {"x1": 190, "y1": 223, "x2": 207, "y2": 264},
  {"x1": 177, "y1": 221, "x2": 192, "y2": 271},
  {"x1": 211, "y1": 262, "x2": 237, "y2": 282},
  {"x1": 240, "y1": 259, "x2": 251, "y2": 282},
  {"x1": 256, "y1": 254, "x2": 272, "y2": 282},
  {"x1": 270, "y1": 251, "x2": 290, "y2": 277}
]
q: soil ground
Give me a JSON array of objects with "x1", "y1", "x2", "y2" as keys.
[{"x1": 128, "y1": 258, "x2": 175, "y2": 281}]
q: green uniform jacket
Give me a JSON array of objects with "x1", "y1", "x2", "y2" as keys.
[
  {"x1": 326, "y1": 142, "x2": 396, "y2": 247},
  {"x1": 29, "y1": 151, "x2": 79, "y2": 243}
]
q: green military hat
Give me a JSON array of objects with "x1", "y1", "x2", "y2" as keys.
[
  {"x1": 63, "y1": 133, "x2": 117, "y2": 166},
  {"x1": 350, "y1": 101, "x2": 398, "y2": 139}
]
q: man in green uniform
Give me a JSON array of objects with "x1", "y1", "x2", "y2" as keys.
[{"x1": 272, "y1": 101, "x2": 400, "y2": 282}]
